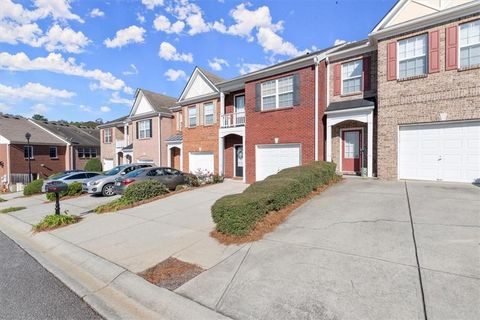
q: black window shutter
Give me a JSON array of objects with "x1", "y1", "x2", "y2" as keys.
[
  {"x1": 136, "y1": 122, "x2": 139, "y2": 139},
  {"x1": 255, "y1": 83, "x2": 261, "y2": 111},
  {"x1": 149, "y1": 119, "x2": 152, "y2": 138},
  {"x1": 293, "y1": 73, "x2": 300, "y2": 106}
]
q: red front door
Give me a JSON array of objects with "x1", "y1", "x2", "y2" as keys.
[{"x1": 342, "y1": 130, "x2": 361, "y2": 173}]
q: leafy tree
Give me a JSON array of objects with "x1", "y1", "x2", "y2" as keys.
[
  {"x1": 84, "y1": 158, "x2": 102, "y2": 172},
  {"x1": 32, "y1": 114, "x2": 48, "y2": 121}
]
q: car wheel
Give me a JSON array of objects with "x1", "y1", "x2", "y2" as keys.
[{"x1": 102, "y1": 183, "x2": 115, "y2": 197}]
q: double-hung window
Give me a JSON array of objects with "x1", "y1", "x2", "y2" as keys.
[
  {"x1": 90, "y1": 148, "x2": 97, "y2": 158},
  {"x1": 49, "y1": 147, "x2": 58, "y2": 159},
  {"x1": 24, "y1": 146, "x2": 33, "y2": 159},
  {"x1": 104, "y1": 128, "x2": 112, "y2": 143},
  {"x1": 203, "y1": 103, "x2": 214, "y2": 125},
  {"x1": 398, "y1": 34, "x2": 428, "y2": 79},
  {"x1": 138, "y1": 120, "x2": 151, "y2": 139},
  {"x1": 342, "y1": 60, "x2": 363, "y2": 94},
  {"x1": 459, "y1": 20, "x2": 480, "y2": 68},
  {"x1": 188, "y1": 107, "x2": 197, "y2": 127},
  {"x1": 261, "y1": 75, "x2": 294, "y2": 110}
]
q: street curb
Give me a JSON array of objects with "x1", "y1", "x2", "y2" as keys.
[{"x1": 0, "y1": 214, "x2": 230, "y2": 320}]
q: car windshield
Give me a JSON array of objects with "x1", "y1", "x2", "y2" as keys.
[
  {"x1": 48, "y1": 172, "x2": 69, "y2": 180},
  {"x1": 104, "y1": 166, "x2": 127, "y2": 176},
  {"x1": 124, "y1": 168, "x2": 146, "y2": 178}
]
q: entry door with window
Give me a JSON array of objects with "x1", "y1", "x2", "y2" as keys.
[
  {"x1": 234, "y1": 95, "x2": 245, "y2": 126},
  {"x1": 235, "y1": 145, "x2": 244, "y2": 177},
  {"x1": 342, "y1": 130, "x2": 361, "y2": 173}
]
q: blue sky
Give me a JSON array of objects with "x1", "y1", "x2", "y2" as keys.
[{"x1": 0, "y1": 0, "x2": 396, "y2": 122}]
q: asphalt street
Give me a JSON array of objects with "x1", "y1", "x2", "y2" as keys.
[{"x1": 0, "y1": 231, "x2": 102, "y2": 320}]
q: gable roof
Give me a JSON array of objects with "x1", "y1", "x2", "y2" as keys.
[
  {"x1": 370, "y1": 0, "x2": 478, "y2": 38},
  {"x1": 178, "y1": 67, "x2": 222, "y2": 102},
  {"x1": 140, "y1": 89, "x2": 176, "y2": 114},
  {"x1": 0, "y1": 115, "x2": 65, "y2": 145},
  {"x1": 98, "y1": 115, "x2": 128, "y2": 128},
  {"x1": 32, "y1": 120, "x2": 100, "y2": 147}
]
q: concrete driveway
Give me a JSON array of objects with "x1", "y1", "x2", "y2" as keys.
[{"x1": 178, "y1": 179, "x2": 479, "y2": 320}]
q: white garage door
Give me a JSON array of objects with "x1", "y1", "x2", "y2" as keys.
[
  {"x1": 189, "y1": 152, "x2": 214, "y2": 174},
  {"x1": 399, "y1": 121, "x2": 480, "y2": 183},
  {"x1": 256, "y1": 144, "x2": 301, "y2": 181},
  {"x1": 103, "y1": 159, "x2": 114, "y2": 171}
]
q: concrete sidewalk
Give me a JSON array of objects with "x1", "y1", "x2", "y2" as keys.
[{"x1": 177, "y1": 179, "x2": 480, "y2": 320}]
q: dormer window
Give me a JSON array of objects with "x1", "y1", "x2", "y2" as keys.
[{"x1": 398, "y1": 34, "x2": 427, "y2": 79}]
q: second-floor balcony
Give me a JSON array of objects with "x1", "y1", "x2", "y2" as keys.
[{"x1": 220, "y1": 112, "x2": 245, "y2": 128}]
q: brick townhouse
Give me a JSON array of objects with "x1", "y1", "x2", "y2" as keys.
[
  {"x1": 98, "y1": 88, "x2": 177, "y2": 170},
  {"x1": 0, "y1": 115, "x2": 66, "y2": 186},
  {"x1": 370, "y1": 0, "x2": 480, "y2": 183},
  {"x1": 99, "y1": 0, "x2": 479, "y2": 184}
]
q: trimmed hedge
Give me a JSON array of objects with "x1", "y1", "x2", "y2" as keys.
[
  {"x1": 46, "y1": 182, "x2": 83, "y2": 201},
  {"x1": 123, "y1": 179, "x2": 169, "y2": 203},
  {"x1": 23, "y1": 179, "x2": 44, "y2": 196},
  {"x1": 212, "y1": 161, "x2": 337, "y2": 236},
  {"x1": 84, "y1": 158, "x2": 102, "y2": 172}
]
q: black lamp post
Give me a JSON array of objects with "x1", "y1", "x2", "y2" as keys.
[{"x1": 25, "y1": 132, "x2": 32, "y2": 183}]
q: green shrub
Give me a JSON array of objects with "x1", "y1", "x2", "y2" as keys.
[
  {"x1": 185, "y1": 173, "x2": 200, "y2": 187},
  {"x1": 33, "y1": 214, "x2": 81, "y2": 232},
  {"x1": 122, "y1": 180, "x2": 169, "y2": 203},
  {"x1": 23, "y1": 179, "x2": 44, "y2": 196},
  {"x1": 212, "y1": 174, "x2": 224, "y2": 184},
  {"x1": 84, "y1": 158, "x2": 102, "y2": 172},
  {"x1": 46, "y1": 182, "x2": 83, "y2": 201},
  {"x1": 0, "y1": 206, "x2": 26, "y2": 213},
  {"x1": 212, "y1": 161, "x2": 337, "y2": 236},
  {"x1": 0, "y1": 197, "x2": 6, "y2": 202},
  {"x1": 175, "y1": 184, "x2": 188, "y2": 192},
  {"x1": 95, "y1": 197, "x2": 132, "y2": 213}
]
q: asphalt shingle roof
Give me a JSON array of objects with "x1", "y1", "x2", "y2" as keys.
[
  {"x1": 0, "y1": 115, "x2": 65, "y2": 145},
  {"x1": 33, "y1": 120, "x2": 100, "y2": 146},
  {"x1": 326, "y1": 98, "x2": 375, "y2": 112},
  {"x1": 166, "y1": 133, "x2": 183, "y2": 142},
  {"x1": 198, "y1": 68, "x2": 225, "y2": 85},
  {"x1": 140, "y1": 89, "x2": 177, "y2": 114}
]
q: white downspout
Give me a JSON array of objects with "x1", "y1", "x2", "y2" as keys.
[
  {"x1": 6, "y1": 143, "x2": 11, "y2": 187},
  {"x1": 314, "y1": 56, "x2": 320, "y2": 161},
  {"x1": 157, "y1": 116, "x2": 162, "y2": 166}
]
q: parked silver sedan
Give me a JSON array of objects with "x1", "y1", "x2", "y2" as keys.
[
  {"x1": 113, "y1": 167, "x2": 186, "y2": 194},
  {"x1": 42, "y1": 171, "x2": 101, "y2": 192}
]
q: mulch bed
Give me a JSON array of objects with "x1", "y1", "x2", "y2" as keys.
[
  {"x1": 138, "y1": 257, "x2": 204, "y2": 291},
  {"x1": 210, "y1": 177, "x2": 343, "y2": 245}
]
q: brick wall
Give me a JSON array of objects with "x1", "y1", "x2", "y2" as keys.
[
  {"x1": 133, "y1": 117, "x2": 160, "y2": 164},
  {"x1": 100, "y1": 127, "x2": 117, "y2": 165},
  {"x1": 223, "y1": 134, "x2": 243, "y2": 178},
  {"x1": 160, "y1": 117, "x2": 175, "y2": 167},
  {"x1": 377, "y1": 15, "x2": 480, "y2": 179},
  {"x1": 182, "y1": 99, "x2": 220, "y2": 173},
  {"x1": 0, "y1": 144, "x2": 8, "y2": 182},
  {"x1": 245, "y1": 63, "x2": 326, "y2": 183},
  {"x1": 224, "y1": 90, "x2": 245, "y2": 114},
  {"x1": 10, "y1": 144, "x2": 66, "y2": 178}
]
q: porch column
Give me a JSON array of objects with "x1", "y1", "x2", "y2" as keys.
[
  {"x1": 124, "y1": 123, "x2": 128, "y2": 144},
  {"x1": 167, "y1": 146, "x2": 172, "y2": 167},
  {"x1": 220, "y1": 92, "x2": 225, "y2": 115},
  {"x1": 179, "y1": 145, "x2": 183, "y2": 171},
  {"x1": 242, "y1": 134, "x2": 246, "y2": 183},
  {"x1": 218, "y1": 135, "x2": 224, "y2": 175},
  {"x1": 326, "y1": 119, "x2": 332, "y2": 162},
  {"x1": 367, "y1": 110, "x2": 373, "y2": 178}
]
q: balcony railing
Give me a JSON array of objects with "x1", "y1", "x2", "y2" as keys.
[
  {"x1": 220, "y1": 112, "x2": 245, "y2": 128},
  {"x1": 115, "y1": 140, "x2": 126, "y2": 149}
]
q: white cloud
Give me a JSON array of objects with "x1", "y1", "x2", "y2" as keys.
[
  {"x1": 0, "y1": 0, "x2": 84, "y2": 24},
  {"x1": 79, "y1": 104, "x2": 93, "y2": 113},
  {"x1": 104, "y1": 25, "x2": 146, "y2": 48},
  {"x1": 142, "y1": 0, "x2": 164, "y2": 10},
  {"x1": 208, "y1": 58, "x2": 229, "y2": 71},
  {"x1": 0, "y1": 82, "x2": 75, "y2": 100},
  {"x1": 109, "y1": 92, "x2": 132, "y2": 106},
  {"x1": 185, "y1": 13, "x2": 210, "y2": 35},
  {"x1": 89, "y1": 8, "x2": 104, "y2": 18},
  {"x1": 0, "y1": 102, "x2": 12, "y2": 113},
  {"x1": 123, "y1": 64, "x2": 138, "y2": 75},
  {"x1": 123, "y1": 86, "x2": 134, "y2": 95},
  {"x1": 158, "y1": 42, "x2": 193, "y2": 63},
  {"x1": 166, "y1": 0, "x2": 210, "y2": 35},
  {"x1": 334, "y1": 39, "x2": 347, "y2": 46},
  {"x1": 31, "y1": 103, "x2": 49, "y2": 115},
  {"x1": 100, "y1": 106, "x2": 111, "y2": 112},
  {"x1": 153, "y1": 15, "x2": 184, "y2": 34},
  {"x1": 237, "y1": 62, "x2": 267, "y2": 75},
  {"x1": 0, "y1": 20, "x2": 43, "y2": 46},
  {"x1": 0, "y1": 51, "x2": 127, "y2": 91},
  {"x1": 256, "y1": 27, "x2": 303, "y2": 57},
  {"x1": 38, "y1": 24, "x2": 90, "y2": 53},
  {"x1": 164, "y1": 68, "x2": 186, "y2": 81},
  {"x1": 136, "y1": 13, "x2": 146, "y2": 24}
]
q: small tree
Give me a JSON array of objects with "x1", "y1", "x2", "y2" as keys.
[
  {"x1": 32, "y1": 114, "x2": 48, "y2": 121},
  {"x1": 84, "y1": 158, "x2": 102, "y2": 172}
]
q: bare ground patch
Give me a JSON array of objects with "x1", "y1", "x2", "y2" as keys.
[{"x1": 138, "y1": 257, "x2": 204, "y2": 291}]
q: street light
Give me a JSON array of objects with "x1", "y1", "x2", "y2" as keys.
[{"x1": 25, "y1": 132, "x2": 32, "y2": 183}]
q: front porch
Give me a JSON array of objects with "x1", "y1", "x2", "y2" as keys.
[
  {"x1": 166, "y1": 133, "x2": 183, "y2": 171},
  {"x1": 219, "y1": 129, "x2": 245, "y2": 182},
  {"x1": 326, "y1": 99, "x2": 375, "y2": 177}
]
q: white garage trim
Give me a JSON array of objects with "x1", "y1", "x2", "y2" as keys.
[
  {"x1": 189, "y1": 152, "x2": 214, "y2": 174},
  {"x1": 398, "y1": 120, "x2": 480, "y2": 183},
  {"x1": 103, "y1": 158, "x2": 114, "y2": 171},
  {"x1": 255, "y1": 143, "x2": 302, "y2": 181}
]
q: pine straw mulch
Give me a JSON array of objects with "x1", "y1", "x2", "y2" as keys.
[
  {"x1": 138, "y1": 257, "x2": 204, "y2": 291},
  {"x1": 210, "y1": 177, "x2": 343, "y2": 245}
]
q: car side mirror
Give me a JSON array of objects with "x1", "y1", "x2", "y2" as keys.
[{"x1": 120, "y1": 172, "x2": 126, "y2": 175}]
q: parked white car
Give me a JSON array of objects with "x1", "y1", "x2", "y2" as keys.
[{"x1": 42, "y1": 171, "x2": 101, "y2": 193}]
